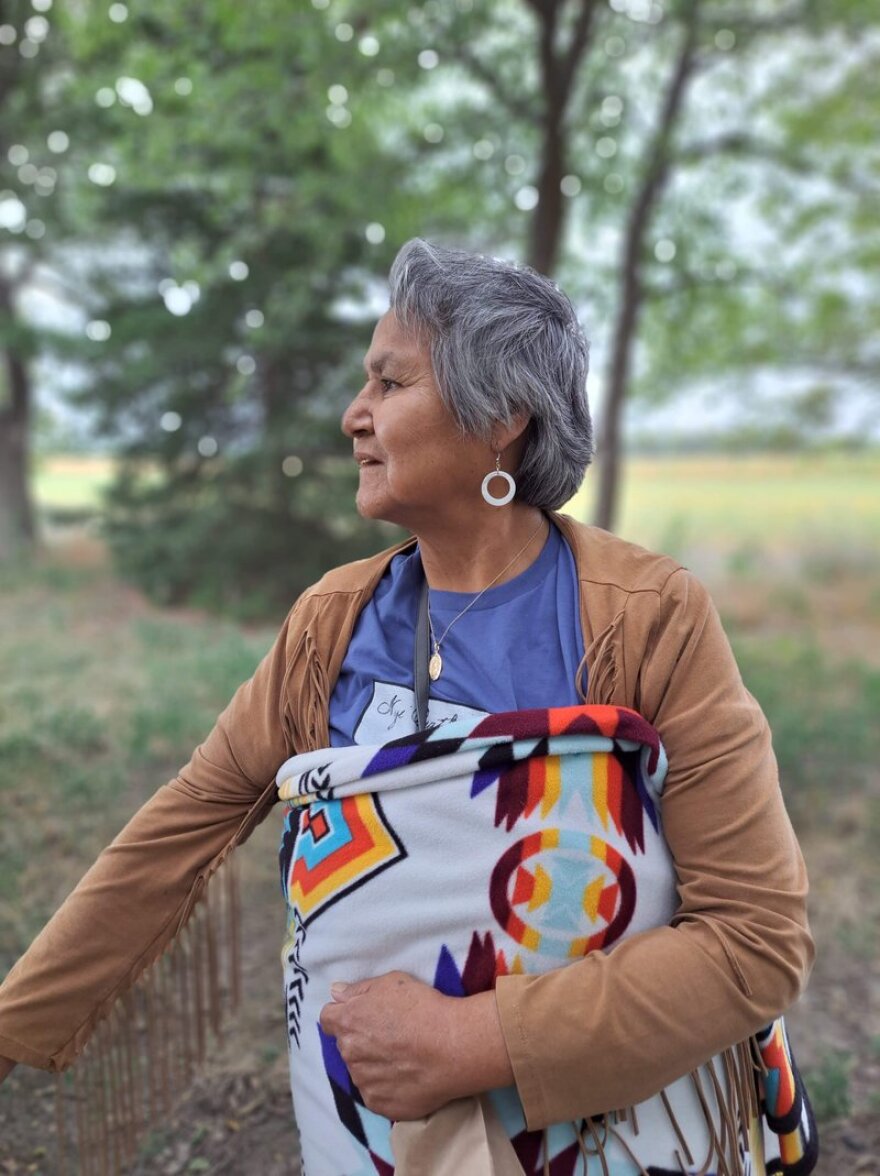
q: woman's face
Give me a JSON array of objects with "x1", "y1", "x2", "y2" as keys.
[{"x1": 341, "y1": 311, "x2": 491, "y2": 528}]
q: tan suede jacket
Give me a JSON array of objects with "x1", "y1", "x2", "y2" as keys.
[{"x1": 0, "y1": 514, "x2": 813, "y2": 1130}]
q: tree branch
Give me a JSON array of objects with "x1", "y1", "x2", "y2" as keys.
[
  {"x1": 559, "y1": 0, "x2": 599, "y2": 98},
  {"x1": 454, "y1": 44, "x2": 541, "y2": 126}
]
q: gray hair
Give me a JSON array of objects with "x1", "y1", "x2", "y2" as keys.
[{"x1": 387, "y1": 238, "x2": 593, "y2": 511}]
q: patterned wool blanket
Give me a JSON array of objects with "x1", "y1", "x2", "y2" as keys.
[{"x1": 275, "y1": 705, "x2": 816, "y2": 1176}]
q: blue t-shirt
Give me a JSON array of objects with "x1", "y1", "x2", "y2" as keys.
[{"x1": 329, "y1": 521, "x2": 585, "y2": 747}]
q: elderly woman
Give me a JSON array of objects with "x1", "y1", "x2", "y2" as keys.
[{"x1": 0, "y1": 240, "x2": 813, "y2": 1175}]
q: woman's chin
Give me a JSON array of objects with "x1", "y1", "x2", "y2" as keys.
[
  {"x1": 355, "y1": 491, "x2": 411, "y2": 530},
  {"x1": 355, "y1": 491, "x2": 391, "y2": 522}
]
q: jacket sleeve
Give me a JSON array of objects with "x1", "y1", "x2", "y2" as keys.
[
  {"x1": 0, "y1": 601, "x2": 302, "y2": 1072},
  {"x1": 493, "y1": 568, "x2": 814, "y2": 1129}
]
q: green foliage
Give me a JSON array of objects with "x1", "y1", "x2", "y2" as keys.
[
  {"x1": 101, "y1": 451, "x2": 392, "y2": 618},
  {"x1": 9, "y1": 0, "x2": 468, "y2": 611},
  {"x1": 5, "y1": 0, "x2": 880, "y2": 594}
]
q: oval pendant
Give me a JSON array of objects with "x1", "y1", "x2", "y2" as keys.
[{"x1": 428, "y1": 652, "x2": 443, "y2": 681}]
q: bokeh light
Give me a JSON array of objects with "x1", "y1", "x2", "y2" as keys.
[
  {"x1": 0, "y1": 195, "x2": 27, "y2": 232},
  {"x1": 88, "y1": 162, "x2": 116, "y2": 186},
  {"x1": 24, "y1": 16, "x2": 49, "y2": 42},
  {"x1": 162, "y1": 286, "x2": 193, "y2": 316},
  {"x1": 85, "y1": 320, "x2": 112, "y2": 341},
  {"x1": 514, "y1": 185, "x2": 539, "y2": 211}
]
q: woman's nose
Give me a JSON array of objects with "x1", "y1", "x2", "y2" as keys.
[{"x1": 341, "y1": 383, "x2": 372, "y2": 438}]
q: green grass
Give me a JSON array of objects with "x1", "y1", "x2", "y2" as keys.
[
  {"x1": 0, "y1": 564, "x2": 275, "y2": 964},
  {"x1": 802, "y1": 1049, "x2": 853, "y2": 1122},
  {"x1": 565, "y1": 451, "x2": 880, "y2": 556},
  {"x1": 730, "y1": 637, "x2": 880, "y2": 822}
]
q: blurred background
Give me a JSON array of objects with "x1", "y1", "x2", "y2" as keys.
[{"x1": 1, "y1": 0, "x2": 878, "y2": 1171}]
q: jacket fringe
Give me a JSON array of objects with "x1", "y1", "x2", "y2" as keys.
[
  {"x1": 583, "y1": 613, "x2": 624, "y2": 708},
  {"x1": 558, "y1": 1041, "x2": 763, "y2": 1176}
]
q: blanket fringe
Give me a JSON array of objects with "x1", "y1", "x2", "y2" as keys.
[{"x1": 55, "y1": 853, "x2": 241, "y2": 1175}]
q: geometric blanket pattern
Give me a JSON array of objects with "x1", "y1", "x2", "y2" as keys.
[{"x1": 275, "y1": 704, "x2": 817, "y2": 1176}]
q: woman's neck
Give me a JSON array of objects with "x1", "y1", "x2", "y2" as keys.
[{"x1": 414, "y1": 506, "x2": 550, "y2": 593}]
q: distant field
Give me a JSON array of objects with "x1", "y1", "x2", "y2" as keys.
[
  {"x1": 33, "y1": 450, "x2": 880, "y2": 555},
  {"x1": 569, "y1": 451, "x2": 880, "y2": 556},
  {"x1": 33, "y1": 454, "x2": 116, "y2": 511}
]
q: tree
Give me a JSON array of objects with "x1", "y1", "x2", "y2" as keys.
[
  {"x1": 10, "y1": 0, "x2": 879, "y2": 595},
  {"x1": 0, "y1": 0, "x2": 59, "y2": 558},
  {"x1": 588, "y1": 0, "x2": 880, "y2": 526},
  {"x1": 34, "y1": 0, "x2": 499, "y2": 614},
  {"x1": 442, "y1": 0, "x2": 879, "y2": 529}
]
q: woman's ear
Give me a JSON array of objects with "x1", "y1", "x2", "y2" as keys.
[{"x1": 492, "y1": 412, "x2": 532, "y2": 454}]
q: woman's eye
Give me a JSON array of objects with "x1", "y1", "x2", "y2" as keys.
[{"x1": 380, "y1": 378, "x2": 399, "y2": 393}]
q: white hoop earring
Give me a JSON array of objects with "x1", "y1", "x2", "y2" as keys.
[{"x1": 481, "y1": 453, "x2": 516, "y2": 507}]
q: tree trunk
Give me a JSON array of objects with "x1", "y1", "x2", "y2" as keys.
[
  {"x1": 593, "y1": 0, "x2": 701, "y2": 532},
  {"x1": 0, "y1": 277, "x2": 36, "y2": 560},
  {"x1": 526, "y1": 0, "x2": 598, "y2": 275}
]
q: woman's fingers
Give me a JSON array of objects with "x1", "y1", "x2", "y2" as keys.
[{"x1": 318, "y1": 971, "x2": 456, "y2": 1118}]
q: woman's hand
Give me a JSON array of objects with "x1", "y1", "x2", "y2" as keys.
[
  {"x1": 0, "y1": 1056, "x2": 16, "y2": 1085},
  {"x1": 318, "y1": 971, "x2": 513, "y2": 1121}
]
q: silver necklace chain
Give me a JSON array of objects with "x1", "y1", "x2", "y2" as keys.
[{"x1": 426, "y1": 517, "x2": 546, "y2": 681}]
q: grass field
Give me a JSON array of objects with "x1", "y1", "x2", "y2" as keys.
[
  {"x1": 568, "y1": 450, "x2": 880, "y2": 558},
  {"x1": 33, "y1": 454, "x2": 117, "y2": 511},
  {"x1": 4, "y1": 451, "x2": 880, "y2": 1172}
]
